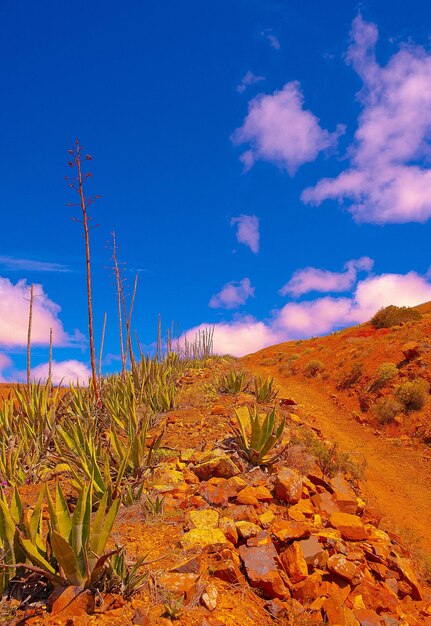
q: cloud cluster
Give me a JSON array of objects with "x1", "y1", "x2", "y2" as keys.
[
  {"x1": 231, "y1": 214, "x2": 260, "y2": 253},
  {"x1": 209, "y1": 278, "x2": 255, "y2": 309},
  {"x1": 303, "y1": 15, "x2": 431, "y2": 224},
  {"x1": 232, "y1": 82, "x2": 343, "y2": 174},
  {"x1": 237, "y1": 71, "x2": 265, "y2": 94},
  {"x1": 185, "y1": 269, "x2": 431, "y2": 357},
  {"x1": 0, "y1": 277, "x2": 80, "y2": 348},
  {"x1": 280, "y1": 257, "x2": 374, "y2": 297}
]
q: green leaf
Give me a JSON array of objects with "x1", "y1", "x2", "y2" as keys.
[{"x1": 51, "y1": 531, "x2": 83, "y2": 586}]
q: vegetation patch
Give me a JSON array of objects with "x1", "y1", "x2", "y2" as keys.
[{"x1": 370, "y1": 305, "x2": 421, "y2": 329}]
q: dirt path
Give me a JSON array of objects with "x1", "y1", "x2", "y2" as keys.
[{"x1": 243, "y1": 361, "x2": 431, "y2": 557}]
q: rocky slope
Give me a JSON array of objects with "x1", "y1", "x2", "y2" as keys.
[{"x1": 7, "y1": 359, "x2": 431, "y2": 626}]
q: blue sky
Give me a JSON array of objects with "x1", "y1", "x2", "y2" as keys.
[{"x1": 2, "y1": 0, "x2": 431, "y2": 381}]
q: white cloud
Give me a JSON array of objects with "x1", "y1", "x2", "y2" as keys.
[
  {"x1": 209, "y1": 278, "x2": 255, "y2": 309},
  {"x1": 261, "y1": 29, "x2": 281, "y2": 50},
  {"x1": 0, "y1": 256, "x2": 70, "y2": 273},
  {"x1": 280, "y1": 257, "x2": 374, "y2": 297},
  {"x1": 0, "y1": 277, "x2": 82, "y2": 348},
  {"x1": 232, "y1": 82, "x2": 344, "y2": 174},
  {"x1": 303, "y1": 14, "x2": 431, "y2": 224},
  {"x1": 237, "y1": 71, "x2": 265, "y2": 94},
  {"x1": 231, "y1": 215, "x2": 260, "y2": 253},
  {"x1": 183, "y1": 269, "x2": 431, "y2": 357},
  {"x1": 30, "y1": 360, "x2": 91, "y2": 386}
]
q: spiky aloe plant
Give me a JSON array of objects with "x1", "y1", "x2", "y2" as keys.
[
  {"x1": 233, "y1": 405, "x2": 285, "y2": 465},
  {"x1": 219, "y1": 369, "x2": 247, "y2": 394},
  {"x1": 0, "y1": 483, "x2": 119, "y2": 590},
  {"x1": 253, "y1": 374, "x2": 278, "y2": 403}
]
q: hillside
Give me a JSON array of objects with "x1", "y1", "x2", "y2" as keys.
[{"x1": 1, "y1": 336, "x2": 431, "y2": 624}]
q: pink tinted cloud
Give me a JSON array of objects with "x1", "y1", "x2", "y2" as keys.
[
  {"x1": 30, "y1": 360, "x2": 91, "y2": 385},
  {"x1": 231, "y1": 215, "x2": 260, "y2": 253},
  {"x1": 237, "y1": 71, "x2": 265, "y2": 94},
  {"x1": 0, "y1": 353, "x2": 12, "y2": 382},
  {"x1": 181, "y1": 319, "x2": 282, "y2": 357},
  {"x1": 183, "y1": 269, "x2": 431, "y2": 356},
  {"x1": 232, "y1": 82, "x2": 344, "y2": 174},
  {"x1": 302, "y1": 15, "x2": 431, "y2": 224},
  {"x1": 280, "y1": 257, "x2": 373, "y2": 297},
  {"x1": 209, "y1": 278, "x2": 255, "y2": 309},
  {"x1": 0, "y1": 277, "x2": 83, "y2": 348}
]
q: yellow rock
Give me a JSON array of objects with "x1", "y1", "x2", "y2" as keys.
[
  {"x1": 180, "y1": 528, "x2": 228, "y2": 552},
  {"x1": 352, "y1": 594, "x2": 366, "y2": 610},
  {"x1": 188, "y1": 509, "x2": 219, "y2": 529}
]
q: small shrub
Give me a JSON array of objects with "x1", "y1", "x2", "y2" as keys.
[
  {"x1": 369, "y1": 362, "x2": 399, "y2": 392},
  {"x1": 375, "y1": 397, "x2": 403, "y2": 424},
  {"x1": 304, "y1": 360, "x2": 325, "y2": 378},
  {"x1": 370, "y1": 305, "x2": 421, "y2": 329},
  {"x1": 376, "y1": 362, "x2": 398, "y2": 384},
  {"x1": 287, "y1": 353, "x2": 300, "y2": 362},
  {"x1": 394, "y1": 379, "x2": 428, "y2": 411},
  {"x1": 337, "y1": 363, "x2": 363, "y2": 390}
]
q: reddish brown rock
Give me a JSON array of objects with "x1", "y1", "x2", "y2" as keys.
[
  {"x1": 298, "y1": 536, "x2": 327, "y2": 568},
  {"x1": 212, "y1": 560, "x2": 245, "y2": 585},
  {"x1": 331, "y1": 476, "x2": 358, "y2": 514},
  {"x1": 274, "y1": 468, "x2": 303, "y2": 504},
  {"x1": 330, "y1": 512, "x2": 369, "y2": 541},
  {"x1": 279, "y1": 542, "x2": 308, "y2": 583},
  {"x1": 401, "y1": 341, "x2": 421, "y2": 361},
  {"x1": 238, "y1": 543, "x2": 289, "y2": 599},
  {"x1": 49, "y1": 586, "x2": 95, "y2": 617},
  {"x1": 219, "y1": 516, "x2": 238, "y2": 544},
  {"x1": 312, "y1": 491, "x2": 340, "y2": 516},
  {"x1": 327, "y1": 554, "x2": 364, "y2": 585},
  {"x1": 200, "y1": 482, "x2": 232, "y2": 506}
]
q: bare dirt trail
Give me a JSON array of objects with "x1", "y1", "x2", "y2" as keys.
[{"x1": 243, "y1": 360, "x2": 431, "y2": 557}]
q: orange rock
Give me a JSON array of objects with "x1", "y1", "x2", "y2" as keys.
[
  {"x1": 237, "y1": 485, "x2": 273, "y2": 505},
  {"x1": 323, "y1": 596, "x2": 359, "y2": 626},
  {"x1": 395, "y1": 556, "x2": 423, "y2": 600},
  {"x1": 219, "y1": 516, "x2": 238, "y2": 544},
  {"x1": 271, "y1": 520, "x2": 310, "y2": 542},
  {"x1": 211, "y1": 404, "x2": 225, "y2": 415},
  {"x1": 327, "y1": 554, "x2": 364, "y2": 585},
  {"x1": 331, "y1": 476, "x2": 358, "y2": 514},
  {"x1": 292, "y1": 571, "x2": 322, "y2": 604},
  {"x1": 279, "y1": 542, "x2": 308, "y2": 583},
  {"x1": 274, "y1": 468, "x2": 303, "y2": 504},
  {"x1": 329, "y1": 512, "x2": 368, "y2": 541}
]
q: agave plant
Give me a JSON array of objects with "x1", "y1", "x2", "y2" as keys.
[
  {"x1": 253, "y1": 374, "x2": 278, "y2": 403},
  {"x1": 0, "y1": 483, "x2": 121, "y2": 589},
  {"x1": 219, "y1": 369, "x2": 247, "y2": 394},
  {"x1": 233, "y1": 405, "x2": 285, "y2": 465}
]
